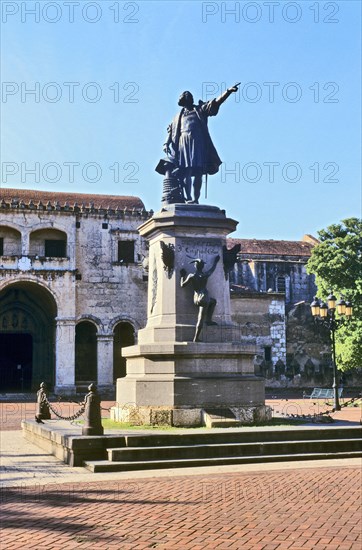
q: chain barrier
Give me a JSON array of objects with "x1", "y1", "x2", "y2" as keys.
[
  {"x1": 272, "y1": 395, "x2": 362, "y2": 422},
  {"x1": 54, "y1": 394, "x2": 111, "y2": 412},
  {"x1": 35, "y1": 382, "x2": 104, "y2": 435},
  {"x1": 35, "y1": 381, "x2": 360, "y2": 425},
  {"x1": 42, "y1": 394, "x2": 86, "y2": 421}
]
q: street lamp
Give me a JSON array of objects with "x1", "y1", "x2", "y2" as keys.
[{"x1": 310, "y1": 294, "x2": 353, "y2": 410}]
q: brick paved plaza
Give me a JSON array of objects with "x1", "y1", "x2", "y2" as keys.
[
  {"x1": 1, "y1": 400, "x2": 361, "y2": 549},
  {"x1": 1, "y1": 466, "x2": 361, "y2": 549}
]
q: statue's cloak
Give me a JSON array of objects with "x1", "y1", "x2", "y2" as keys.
[{"x1": 155, "y1": 99, "x2": 222, "y2": 176}]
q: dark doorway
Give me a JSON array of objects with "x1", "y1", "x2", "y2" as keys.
[
  {"x1": 0, "y1": 333, "x2": 33, "y2": 391},
  {"x1": 113, "y1": 322, "x2": 135, "y2": 380},
  {"x1": 0, "y1": 283, "x2": 57, "y2": 391},
  {"x1": 75, "y1": 321, "x2": 97, "y2": 383}
]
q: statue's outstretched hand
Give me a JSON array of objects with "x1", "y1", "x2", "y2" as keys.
[
  {"x1": 229, "y1": 82, "x2": 240, "y2": 93},
  {"x1": 163, "y1": 143, "x2": 171, "y2": 155},
  {"x1": 180, "y1": 268, "x2": 187, "y2": 278}
]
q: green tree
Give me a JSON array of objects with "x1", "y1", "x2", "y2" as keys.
[{"x1": 307, "y1": 217, "x2": 362, "y2": 371}]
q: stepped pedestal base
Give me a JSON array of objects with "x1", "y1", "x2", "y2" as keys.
[{"x1": 111, "y1": 340, "x2": 267, "y2": 426}]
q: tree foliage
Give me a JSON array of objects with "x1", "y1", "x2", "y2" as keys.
[{"x1": 306, "y1": 217, "x2": 362, "y2": 370}]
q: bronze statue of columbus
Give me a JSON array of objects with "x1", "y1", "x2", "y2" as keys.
[{"x1": 156, "y1": 83, "x2": 240, "y2": 204}]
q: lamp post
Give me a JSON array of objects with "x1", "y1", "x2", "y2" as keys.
[{"x1": 310, "y1": 293, "x2": 353, "y2": 411}]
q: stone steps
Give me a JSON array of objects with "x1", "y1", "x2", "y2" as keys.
[
  {"x1": 106, "y1": 438, "x2": 361, "y2": 462},
  {"x1": 117, "y1": 426, "x2": 361, "y2": 446},
  {"x1": 83, "y1": 426, "x2": 362, "y2": 473},
  {"x1": 84, "y1": 450, "x2": 362, "y2": 473},
  {"x1": 22, "y1": 419, "x2": 362, "y2": 469}
]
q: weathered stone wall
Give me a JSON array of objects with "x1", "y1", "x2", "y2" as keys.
[
  {"x1": 74, "y1": 214, "x2": 148, "y2": 331},
  {"x1": 231, "y1": 292, "x2": 286, "y2": 375},
  {"x1": 286, "y1": 302, "x2": 330, "y2": 374}
]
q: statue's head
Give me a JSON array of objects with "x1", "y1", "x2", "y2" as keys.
[
  {"x1": 190, "y1": 258, "x2": 205, "y2": 270},
  {"x1": 178, "y1": 91, "x2": 194, "y2": 107}
]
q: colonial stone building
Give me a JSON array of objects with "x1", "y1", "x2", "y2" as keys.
[
  {"x1": 1, "y1": 187, "x2": 337, "y2": 394},
  {"x1": 228, "y1": 237, "x2": 322, "y2": 386},
  {"x1": 0, "y1": 188, "x2": 150, "y2": 394},
  {"x1": 228, "y1": 236, "x2": 318, "y2": 303}
]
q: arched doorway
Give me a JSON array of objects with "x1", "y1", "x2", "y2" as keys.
[
  {"x1": 113, "y1": 322, "x2": 135, "y2": 381},
  {"x1": 0, "y1": 282, "x2": 57, "y2": 391},
  {"x1": 75, "y1": 321, "x2": 97, "y2": 385}
]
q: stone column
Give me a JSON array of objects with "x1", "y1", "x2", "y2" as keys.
[
  {"x1": 96, "y1": 333, "x2": 114, "y2": 388},
  {"x1": 54, "y1": 317, "x2": 76, "y2": 394}
]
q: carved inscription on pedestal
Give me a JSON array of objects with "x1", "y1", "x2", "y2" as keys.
[{"x1": 177, "y1": 239, "x2": 219, "y2": 258}]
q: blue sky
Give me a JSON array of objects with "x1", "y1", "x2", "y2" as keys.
[{"x1": 1, "y1": 0, "x2": 361, "y2": 239}]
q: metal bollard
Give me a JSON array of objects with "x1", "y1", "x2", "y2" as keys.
[
  {"x1": 35, "y1": 382, "x2": 51, "y2": 422},
  {"x1": 82, "y1": 383, "x2": 104, "y2": 436}
]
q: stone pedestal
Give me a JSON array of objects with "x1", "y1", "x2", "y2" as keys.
[{"x1": 111, "y1": 205, "x2": 268, "y2": 426}]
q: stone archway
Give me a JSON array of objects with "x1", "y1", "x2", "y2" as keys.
[
  {"x1": 113, "y1": 321, "x2": 135, "y2": 381},
  {"x1": 0, "y1": 282, "x2": 57, "y2": 391}
]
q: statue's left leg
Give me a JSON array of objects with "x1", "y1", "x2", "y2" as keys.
[
  {"x1": 193, "y1": 174, "x2": 202, "y2": 204},
  {"x1": 205, "y1": 298, "x2": 217, "y2": 325},
  {"x1": 183, "y1": 168, "x2": 192, "y2": 201},
  {"x1": 194, "y1": 306, "x2": 206, "y2": 342}
]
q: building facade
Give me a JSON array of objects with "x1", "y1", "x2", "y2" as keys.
[
  {"x1": 228, "y1": 236, "x2": 318, "y2": 304},
  {"x1": 0, "y1": 188, "x2": 150, "y2": 394}
]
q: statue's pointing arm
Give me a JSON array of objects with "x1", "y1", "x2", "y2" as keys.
[
  {"x1": 214, "y1": 83, "x2": 240, "y2": 108},
  {"x1": 200, "y1": 83, "x2": 240, "y2": 117}
]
